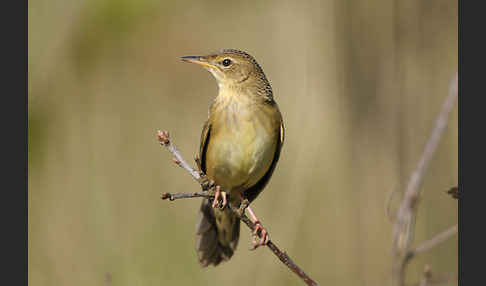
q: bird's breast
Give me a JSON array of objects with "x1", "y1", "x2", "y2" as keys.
[{"x1": 205, "y1": 98, "x2": 279, "y2": 191}]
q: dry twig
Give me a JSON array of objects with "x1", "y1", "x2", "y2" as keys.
[
  {"x1": 410, "y1": 272, "x2": 457, "y2": 286},
  {"x1": 392, "y1": 73, "x2": 458, "y2": 286},
  {"x1": 405, "y1": 224, "x2": 458, "y2": 263},
  {"x1": 418, "y1": 265, "x2": 432, "y2": 286},
  {"x1": 157, "y1": 130, "x2": 319, "y2": 286}
]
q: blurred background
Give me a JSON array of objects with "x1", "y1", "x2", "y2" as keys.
[{"x1": 28, "y1": 0, "x2": 457, "y2": 285}]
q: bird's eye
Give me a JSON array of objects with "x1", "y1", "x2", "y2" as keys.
[{"x1": 222, "y1": 59, "x2": 232, "y2": 67}]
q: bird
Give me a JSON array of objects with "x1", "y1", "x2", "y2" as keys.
[{"x1": 180, "y1": 49, "x2": 284, "y2": 267}]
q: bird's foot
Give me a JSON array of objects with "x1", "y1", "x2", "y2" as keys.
[
  {"x1": 245, "y1": 205, "x2": 269, "y2": 249},
  {"x1": 211, "y1": 185, "x2": 227, "y2": 209},
  {"x1": 251, "y1": 221, "x2": 269, "y2": 249}
]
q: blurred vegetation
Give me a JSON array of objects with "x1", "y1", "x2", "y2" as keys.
[{"x1": 28, "y1": 0, "x2": 457, "y2": 285}]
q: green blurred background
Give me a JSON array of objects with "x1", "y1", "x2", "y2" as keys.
[{"x1": 28, "y1": 0, "x2": 457, "y2": 285}]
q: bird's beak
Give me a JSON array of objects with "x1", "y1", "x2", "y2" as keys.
[{"x1": 180, "y1": 56, "x2": 217, "y2": 70}]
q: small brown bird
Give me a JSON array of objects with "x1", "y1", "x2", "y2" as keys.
[{"x1": 181, "y1": 49, "x2": 284, "y2": 267}]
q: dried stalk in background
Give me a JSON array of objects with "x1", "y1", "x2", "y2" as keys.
[{"x1": 391, "y1": 73, "x2": 458, "y2": 286}]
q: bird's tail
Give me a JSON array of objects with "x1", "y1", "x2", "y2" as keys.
[{"x1": 195, "y1": 198, "x2": 240, "y2": 267}]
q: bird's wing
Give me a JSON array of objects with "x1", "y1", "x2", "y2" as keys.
[
  {"x1": 199, "y1": 119, "x2": 211, "y2": 174},
  {"x1": 244, "y1": 117, "x2": 284, "y2": 203}
]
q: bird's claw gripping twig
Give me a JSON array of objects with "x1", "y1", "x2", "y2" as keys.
[
  {"x1": 251, "y1": 221, "x2": 269, "y2": 249},
  {"x1": 211, "y1": 185, "x2": 227, "y2": 209}
]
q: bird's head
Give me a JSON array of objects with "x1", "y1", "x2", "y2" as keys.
[{"x1": 181, "y1": 49, "x2": 272, "y2": 96}]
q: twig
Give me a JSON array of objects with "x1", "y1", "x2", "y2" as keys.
[
  {"x1": 405, "y1": 224, "x2": 458, "y2": 263},
  {"x1": 105, "y1": 273, "x2": 112, "y2": 286},
  {"x1": 392, "y1": 73, "x2": 458, "y2": 286},
  {"x1": 409, "y1": 273, "x2": 457, "y2": 286},
  {"x1": 418, "y1": 265, "x2": 432, "y2": 286},
  {"x1": 157, "y1": 131, "x2": 319, "y2": 286},
  {"x1": 157, "y1": 131, "x2": 202, "y2": 181},
  {"x1": 160, "y1": 191, "x2": 211, "y2": 201}
]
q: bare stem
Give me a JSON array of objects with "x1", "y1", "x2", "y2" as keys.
[
  {"x1": 157, "y1": 131, "x2": 319, "y2": 286},
  {"x1": 160, "y1": 191, "x2": 211, "y2": 201},
  {"x1": 418, "y1": 265, "x2": 432, "y2": 286},
  {"x1": 405, "y1": 224, "x2": 458, "y2": 263},
  {"x1": 392, "y1": 73, "x2": 458, "y2": 286},
  {"x1": 157, "y1": 131, "x2": 202, "y2": 181},
  {"x1": 409, "y1": 273, "x2": 457, "y2": 286}
]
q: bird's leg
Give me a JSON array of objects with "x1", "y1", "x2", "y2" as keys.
[
  {"x1": 210, "y1": 184, "x2": 270, "y2": 247},
  {"x1": 235, "y1": 193, "x2": 268, "y2": 248},
  {"x1": 211, "y1": 185, "x2": 227, "y2": 209},
  {"x1": 246, "y1": 205, "x2": 269, "y2": 249}
]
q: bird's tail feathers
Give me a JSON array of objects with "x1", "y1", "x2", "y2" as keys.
[{"x1": 195, "y1": 198, "x2": 240, "y2": 267}]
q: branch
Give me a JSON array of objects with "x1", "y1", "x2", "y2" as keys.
[
  {"x1": 160, "y1": 191, "x2": 211, "y2": 201},
  {"x1": 409, "y1": 272, "x2": 457, "y2": 286},
  {"x1": 157, "y1": 131, "x2": 319, "y2": 286},
  {"x1": 418, "y1": 265, "x2": 432, "y2": 286},
  {"x1": 105, "y1": 273, "x2": 112, "y2": 286},
  {"x1": 157, "y1": 131, "x2": 202, "y2": 182},
  {"x1": 392, "y1": 73, "x2": 458, "y2": 286},
  {"x1": 405, "y1": 224, "x2": 458, "y2": 263}
]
